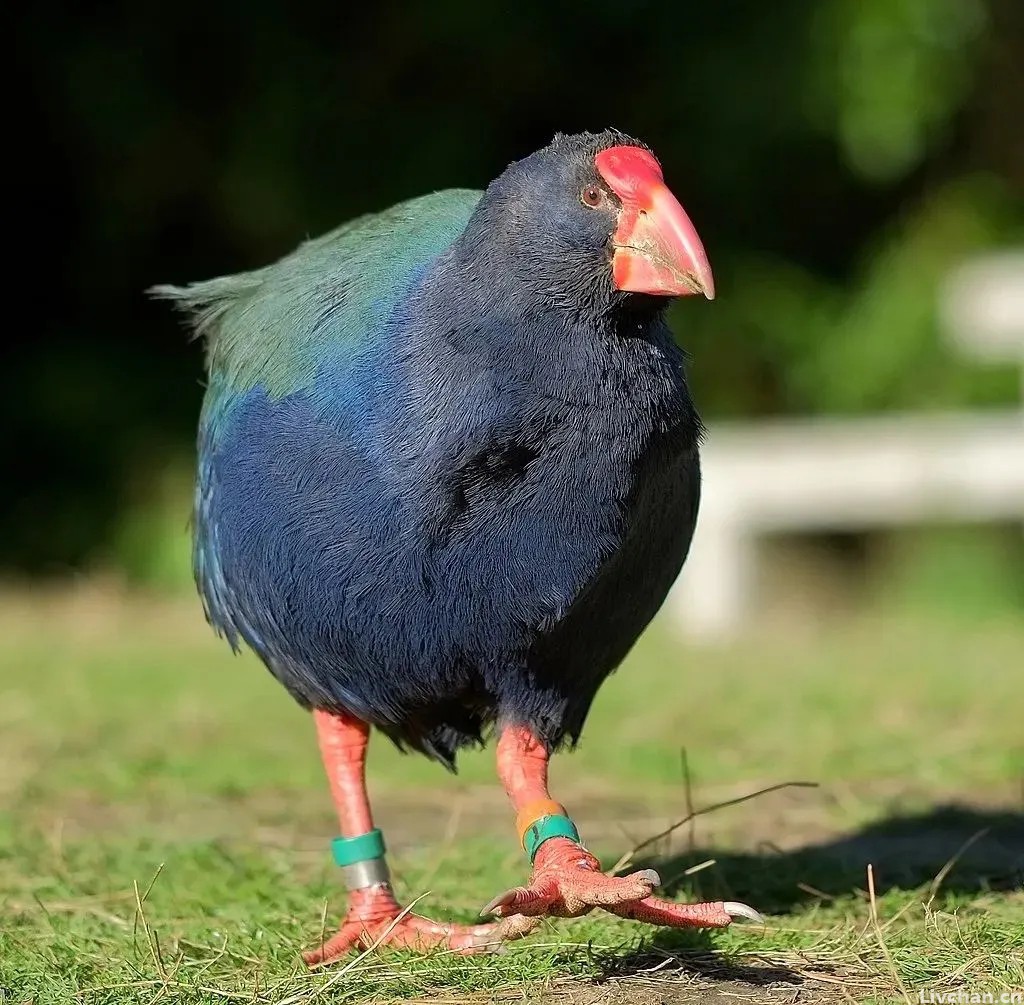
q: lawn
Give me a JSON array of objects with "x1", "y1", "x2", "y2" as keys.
[{"x1": 1, "y1": 583, "x2": 1021, "y2": 1003}]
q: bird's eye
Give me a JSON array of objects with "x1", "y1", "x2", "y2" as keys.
[{"x1": 580, "y1": 185, "x2": 605, "y2": 208}]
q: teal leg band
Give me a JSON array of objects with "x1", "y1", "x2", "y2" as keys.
[
  {"x1": 523, "y1": 814, "x2": 581, "y2": 863},
  {"x1": 332, "y1": 827, "x2": 386, "y2": 867},
  {"x1": 332, "y1": 828, "x2": 390, "y2": 890}
]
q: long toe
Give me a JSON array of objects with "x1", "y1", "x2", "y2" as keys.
[
  {"x1": 303, "y1": 919, "x2": 365, "y2": 966},
  {"x1": 609, "y1": 895, "x2": 756, "y2": 929},
  {"x1": 305, "y1": 896, "x2": 541, "y2": 965},
  {"x1": 405, "y1": 912, "x2": 540, "y2": 951}
]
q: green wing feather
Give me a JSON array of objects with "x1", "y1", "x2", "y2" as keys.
[{"x1": 151, "y1": 188, "x2": 481, "y2": 399}]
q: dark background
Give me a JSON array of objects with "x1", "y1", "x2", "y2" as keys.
[{"x1": 10, "y1": 0, "x2": 1023, "y2": 596}]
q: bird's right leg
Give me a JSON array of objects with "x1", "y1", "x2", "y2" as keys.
[
  {"x1": 303, "y1": 709, "x2": 534, "y2": 965},
  {"x1": 482, "y1": 726, "x2": 762, "y2": 929}
]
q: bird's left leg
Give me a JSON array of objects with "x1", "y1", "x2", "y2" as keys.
[
  {"x1": 303, "y1": 709, "x2": 535, "y2": 966},
  {"x1": 482, "y1": 725, "x2": 762, "y2": 929}
]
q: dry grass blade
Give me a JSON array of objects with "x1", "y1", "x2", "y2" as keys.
[
  {"x1": 128, "y1": 863, "x2": 168, "y2": 984},
  {"x1": 927, "y1": 827, "x2": 991, "y2": 905},
  {"x1": 681, "y1": 748, "x2": 697, "y2": 857},
  {"x1": 866, "y1": 863, "x2": 910, "y2": 1005},
  {"x1": 610, "y1": 781, "x2": 819, "y2": 875}
]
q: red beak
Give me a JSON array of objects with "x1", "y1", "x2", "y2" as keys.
[{"x1": 595, "y1": 146, "x2": 715, "y2": 300}]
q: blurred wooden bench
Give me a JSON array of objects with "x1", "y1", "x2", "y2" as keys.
[{"x1": 666, "y1": 251, "x2": 1024, "y2": 639}]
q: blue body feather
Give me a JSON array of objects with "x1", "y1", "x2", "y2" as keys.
[{"x1": 156, "y1": 131, "x2": 703, "y2": 767}]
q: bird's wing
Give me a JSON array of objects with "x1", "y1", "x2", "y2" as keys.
[{"x1": 150, "y1": 188, "x2": 482, "y2": 401}]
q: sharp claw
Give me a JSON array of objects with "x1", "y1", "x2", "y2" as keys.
[
  {"x1": 724, "y1": 901, "x2": 765, "y2": 924},
  {"x1": 480, "y1": 889, "x2": 518, "y2": 918},
  {"x1": 634, "y1": 869, "x2": 661, "y2": 889}
]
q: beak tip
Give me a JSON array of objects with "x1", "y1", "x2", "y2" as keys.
[{"x1": 695, "y1": 271, "x2": 715, "y2": 301}]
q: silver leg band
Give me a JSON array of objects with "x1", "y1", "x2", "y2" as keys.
[{"x1": 342, "y1": 855, "x2": 391, "y2": 891}]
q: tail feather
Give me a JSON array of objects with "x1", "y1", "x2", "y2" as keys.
[{"x1": 148, "y1": 272, "x2": 265, "y2": 346}]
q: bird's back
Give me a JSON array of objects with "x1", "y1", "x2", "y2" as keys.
[{"x1": 156, "y1": 188, "x2": 483, "y2": 405}]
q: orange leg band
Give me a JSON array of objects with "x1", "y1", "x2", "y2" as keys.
[
  {"x1": 497, "y1": 726, "x2": 574, "y2": 845},
  {"x1": 514, "y1": 799, "x2": 567, "y2": 847}
]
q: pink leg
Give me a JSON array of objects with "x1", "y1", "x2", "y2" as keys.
[{"x1": 303, "y1": 710, "x2": 534, "y2": 966}]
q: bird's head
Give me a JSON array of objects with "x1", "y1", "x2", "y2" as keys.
[{"x1": 461, "y1": 129, "x2": 714, "y2": 311}]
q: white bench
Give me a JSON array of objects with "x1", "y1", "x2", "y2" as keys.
[{"x1": 666, "y1": 251, "x2": 1024, "y2": 639}]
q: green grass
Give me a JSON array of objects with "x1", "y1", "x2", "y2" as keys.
[{"x1": 1, "y1": 584, "x2": 1022, "y2": 1003}]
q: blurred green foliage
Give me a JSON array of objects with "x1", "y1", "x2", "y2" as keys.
[
  {"x1": 811, "y1": 0, "x2": 988, "y2": 182},
  {"x1": 10, "y1": 0, "x2": 1023, "y2": 578}
]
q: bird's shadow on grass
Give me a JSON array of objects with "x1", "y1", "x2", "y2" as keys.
[
  {"x1": 589, "y1": 803, "x2": 1023, "y2": 984},
  {"x1": 586, "y1": 931, "x2": 804, "y2": 988},
  {"x1": 645, "y1": 802, "x2": 1024, "y2": 909}
]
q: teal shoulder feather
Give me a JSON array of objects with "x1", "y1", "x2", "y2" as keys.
[{"x1": 151, "y1": 188, "x2": 481, "y2": 398}]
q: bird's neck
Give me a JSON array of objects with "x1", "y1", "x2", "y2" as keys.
[
  {"x1": 386, "y1": 248, "x2": 698, "y2": 443},
  {"x1": 410, "y1": 242, "x2": 669, "y2": 385}
]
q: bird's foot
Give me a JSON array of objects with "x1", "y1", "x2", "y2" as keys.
[
  {"x1": 303, "y1": 884, "x2": 539, "y2": 966},
  {"x1": 481, "y1": 838, "x2": 763, "y2": 929}
]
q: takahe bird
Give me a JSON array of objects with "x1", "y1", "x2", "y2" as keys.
[{"x1": 153, "y1": 129, "x2": 761, "y2": 964}]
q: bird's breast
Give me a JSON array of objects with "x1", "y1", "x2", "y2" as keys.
[{"x1": 391, "y1": 327, "x2": 699, "y2": 617}]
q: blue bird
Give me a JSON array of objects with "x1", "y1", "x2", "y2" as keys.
[{"x1": 153, "y1": 129, "x2": 760, "y2": 963}]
